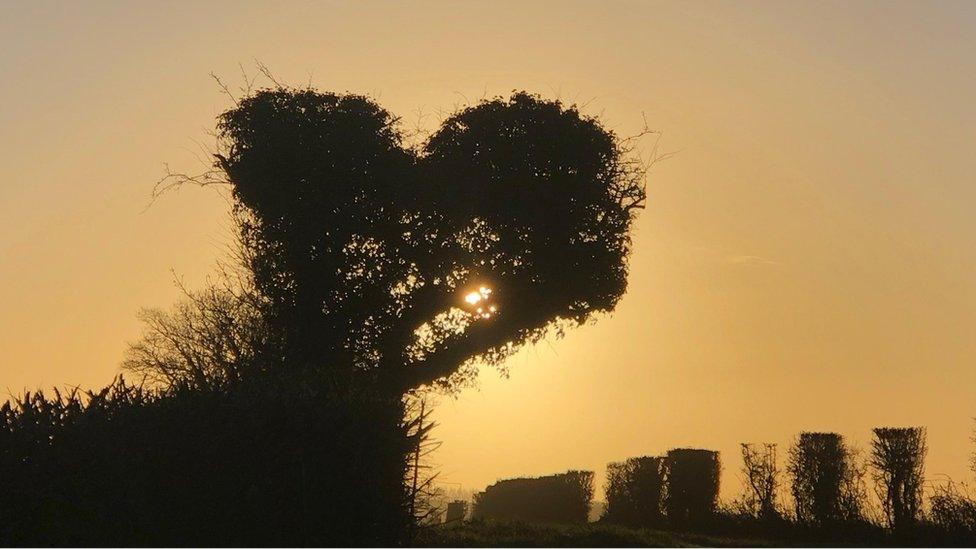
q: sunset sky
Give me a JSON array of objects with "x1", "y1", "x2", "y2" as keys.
[{"x1": 2, "y1": 1, "x2": 975, "y2": 502}]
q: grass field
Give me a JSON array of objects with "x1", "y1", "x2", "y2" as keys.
[{"x1": 415, "y1": 520, "x2": 779, "y2": 547}]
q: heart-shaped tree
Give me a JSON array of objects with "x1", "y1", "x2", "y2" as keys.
[
  {"x1": 149, "y1": 88, "x2": 646, "y2": 395},
  {"x1": 212, "y1": 88, "x2": 647, "y2": 394}
]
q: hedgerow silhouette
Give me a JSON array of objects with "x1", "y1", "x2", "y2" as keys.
[
  {"x1": 0, "y1": 374, "x2": 414, "y2": 545},
  {"x1": 593, "y1": 426, "x2": 976, "y2": 545},
  {"x1": 473, "y1": 471, "x2": 594, "y2": 524}
]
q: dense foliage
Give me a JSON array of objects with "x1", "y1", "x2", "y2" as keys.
[
  {"x1": 870, "y1": 427, "x2": 926, "y2": 531},
  {"x1": 472, "y1": 471, "x2": 595, "y2": 524},
  {"x1": 664, "y1": 449, "x2": 721, "y2": 529},
  {"x1": 0, "y1": 373, "x2": 416, "y2": 546},
  {"x1": 603, "y1": 456, "x2": 666, "y2": 527},
  {"x1": 213, "y1": 89, "x2": 645, "y2": 393},
  {"x1": 786, "y1": 432, "x2": 865, "y2": 527}
]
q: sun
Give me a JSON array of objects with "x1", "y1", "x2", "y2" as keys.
[
  {"x1": 464, "y1": 286, "x2": 492, "y2": 304},
  {"x1": 463, "y1": 286, "x2": 497, "y2": 318}
]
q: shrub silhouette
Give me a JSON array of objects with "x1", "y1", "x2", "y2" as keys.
[
  {"x1": 739, "y1": 443, "x2": 782, "y2": 521},
  {"x1": 930, "y1": 481, "x2": 976, "y2": 545},
  {"x1": 123, "y1": 280, "x2": 270, "y2": 389},
  {"x1": 0, "y1": 373, "x2": 415, "y2": 546},
  {"x1": 603, "y1": 456, "x2": 666, "y2": 527},
  {"x1": 870, "y1": 426, "x2": 926, "y2": 532},
  {"x1": 664, "y1": 449, "x2": 720, "y2": 529},
  {"x1": 786, "y1": 432, "x2": 867, "y2": 527},
  {"x1": 472, "y1": 471, "x2": 594, "y2": 524}
]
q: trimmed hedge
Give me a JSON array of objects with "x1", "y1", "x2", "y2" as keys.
[
  {"x1": 473, "y1": 470, "x2": 594, "y2": 524},
  {"x1": 665, "y1": 449, "x2": 721, "y2": 529},
  {"x1": 603, "y1": 456, "x2": 666, "y2": 527}
]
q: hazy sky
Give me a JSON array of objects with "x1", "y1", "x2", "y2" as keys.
[{"x1": 2, "y1": 1, "x2": 975, "y2": 502}]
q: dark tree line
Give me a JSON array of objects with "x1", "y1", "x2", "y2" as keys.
[
  {"x1": 602, "y1": 449, "x2": 721, "y2": 530},
  {"x1": 737, "y1": 426, "x2": 952, "y2": 543},
  {"x1": 785, "y1": 428, "x2": 927, "y2": 532},
  {"x1": 595, "y1": 426, "x2": 976, "y2": 544}
]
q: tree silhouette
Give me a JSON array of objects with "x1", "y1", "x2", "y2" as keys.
[
  {"x1": 870, "y1": 427, "x2": 926, "y2": 532},
  {"x1": 664, "y1": 449, "x2": 721, "y2": 529},
  {"x1": 105, "y1": 84, "x2": 649, "y2": 545},
  {"x1": 787, "y1": 432, "x2": 866, "y2": 527},
  {"x1": 603, "y1": 456, "x2": 666, "y2": 527},
  {"x1": 200, "y1": 87, "x2": 646, "y2": 394},
  {"x1": 123, "y1": 278, "x2": 269, "y2": 389},
  {"x1": 740, "y1": 443, "x2": 781, "y2": 521}
]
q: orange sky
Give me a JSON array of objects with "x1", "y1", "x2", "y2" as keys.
[{"x1": 2, "y1": 1, "x2": 975, "y2": 502}]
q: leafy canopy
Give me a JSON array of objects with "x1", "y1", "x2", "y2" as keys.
[{"x1": 156, "y1": 88, "x2": 646, "y2": 393}]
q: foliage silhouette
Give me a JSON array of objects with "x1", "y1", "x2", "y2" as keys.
[
  {"x1": 0, "y1": 373, "x2": 417, "y2": 546},
  {"x1": 123, "y1": 277, "x2": 270, "y2": 389},
  {"x1": 98, "y1": 83, "x2": 644, "y2": 545},
  {"x1": 603, "y1": 456, "x2": 666, "y2": 527},
  {"x1": 664, "y1": 449, "x2": 721, "y2": 529},
  {"x1": 739, "y1": 443, "x2": 782, "y2": 521},
  {"x1": 786, "y1": 432, "x2": 867, "y2": 527},
  {"x1": 472, "y1": 471, "x2": 594, "y2": 524},
  {"x1": 930, "y1": 481, "x2": 976, "y2": 545},
  {"x1": 200, "y1": 88, "x2": 646, "y2": 393},
  {"x1": 870, "y1": 427, "x2": 926, "y2": 532}
]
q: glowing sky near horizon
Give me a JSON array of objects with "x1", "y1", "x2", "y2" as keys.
[{"x1": 2, "y1": 0, "x2": 975, "y2": 502}]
